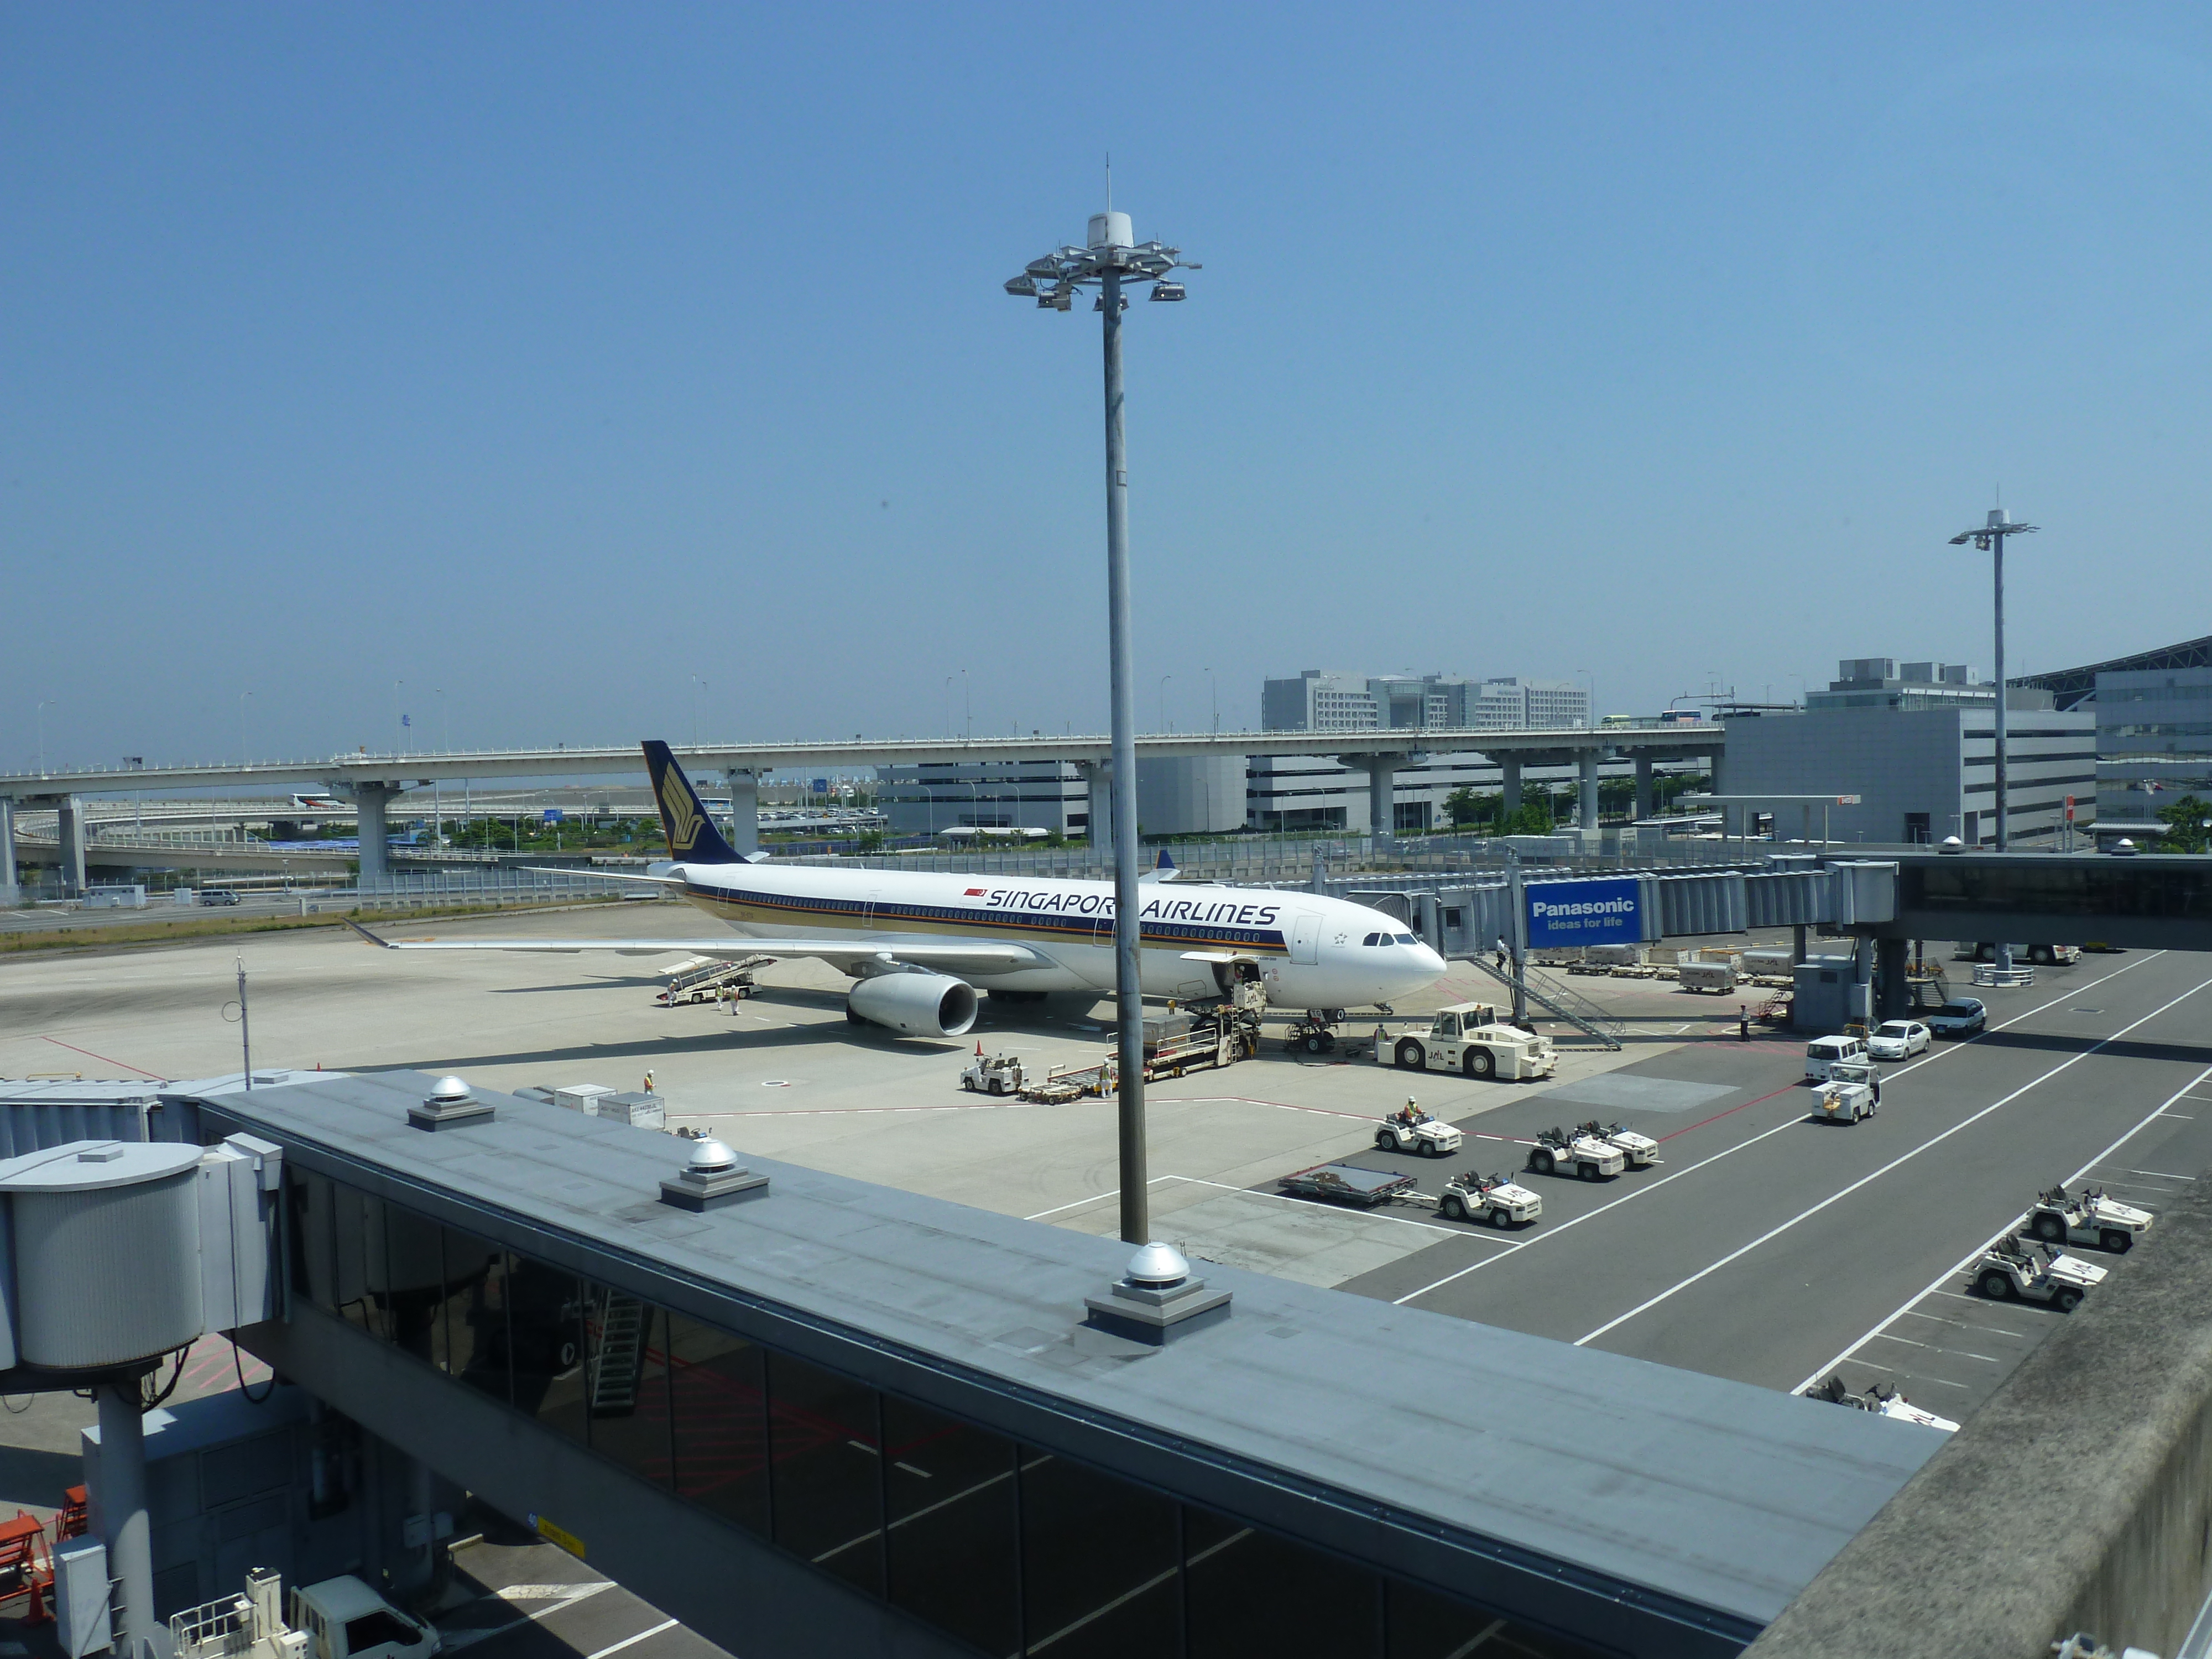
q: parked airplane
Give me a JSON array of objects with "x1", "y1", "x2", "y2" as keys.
[{"x1": 348, "y1": 742, "x2": 1447, "y2": 1038}]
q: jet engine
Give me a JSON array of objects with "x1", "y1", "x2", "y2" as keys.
[{"x1": 846, "y1": 971, "x2": 979, "y2": 1037}]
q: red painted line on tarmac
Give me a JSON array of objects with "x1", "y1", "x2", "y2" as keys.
[
  {"x1": 1653, "y1": 1080, "x2": 1806, "y2": 1142},
  {"x1": 40, "y1": 1036, "x2": 164, "y2": 1077}
]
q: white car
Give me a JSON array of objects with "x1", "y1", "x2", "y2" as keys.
[
  {"x1": 1804, "y1": 1035, "x2": 1869, "y2": 1081},
  {"x1": 1865, "y1": 1020, "x2": 1931, "y2": 1060}
]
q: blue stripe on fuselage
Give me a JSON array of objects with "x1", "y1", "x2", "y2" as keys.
[{"x1": 684, "y1": 882, "x2": 1290, "y2": 953}]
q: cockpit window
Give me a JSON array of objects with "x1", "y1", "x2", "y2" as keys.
[
  {"x1": 1394, "y1": 933, "x2": 1417, "y2": 946},
  {"x1": 1361, "y1": 932, "x2": 1379, "y2": 946}
]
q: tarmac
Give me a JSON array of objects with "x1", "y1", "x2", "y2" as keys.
[{"x1": 1, "y1": 905, "x2": 2206, "y2": 1657}]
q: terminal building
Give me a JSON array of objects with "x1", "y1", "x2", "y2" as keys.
[
  {"x1": 1261, "y1": 671, "x2": 1590, "y2": 735},
  {"x1": 2014, "y1": 634, "x2": 2212, "y2": 837},
  {"x1": 10, "y1": 1070, "x2": 1938, "y2": 1659},
  {"x1": 1719, "y1": 658, "x2": 2096, "y2": 846}
]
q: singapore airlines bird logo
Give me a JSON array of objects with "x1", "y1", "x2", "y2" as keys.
[{"x1": 660, "y1": 771, "x2": 702, "y2": 853}]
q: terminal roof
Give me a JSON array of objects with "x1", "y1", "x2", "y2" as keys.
[{"x1": 187, "y1": 1070, "x2": 1937, "y2": 1634}]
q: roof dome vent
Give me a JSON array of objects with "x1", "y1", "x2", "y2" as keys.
[
  {"x1": 410, "y1": 1073, "x2": 494, "y2": 1131},
  {"x1": 687, "y1": 1139, "x2": 739, "y2": 1176},
  {"x1": 1124, "y1": 1241, "x2": 1190, "y2": 1288},
  {"x1": 660, "y1": 1139, "x2": 769, "y2": 1212}
]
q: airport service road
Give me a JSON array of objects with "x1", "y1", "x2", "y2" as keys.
[{"x1": 1332, "y1": 949, "x2": 2212, "y2": 1411}]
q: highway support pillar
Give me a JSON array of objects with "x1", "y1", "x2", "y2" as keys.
[
  {"x1": 0, "y1": 797, "x2": 17, "y2": 905},
  {"x1": 1577, "y1": 752, "x2": 1600, "y2": 831},
  {"x1": 1499, "y1": 757, "x2": 1522, "y2": 819},
  {"x1": 1876, "y1": 937, "x2": 1910, "y2": 1021},
  {"x1": 1634, "y1": 754, "x2": 1654, "y2": 823},
  {"x1": 56, "y1": 796, "x2": 87, "y2": 899},
  {"x1": 726, "y1": 769, "x2": 759, "y2": 857},
  {"x1": 1080, "y1": 761, "x2": 1111, "y2": 857},
  {"x1": 97, "y1": 1380, "x2": 155, "y2": 1659},
  {"x1": 1364, "y1": 758, "x2": 1395, "y2": 840},
  {"x1": 353, "y1": 784, "x2": 393, "y2": 888}
]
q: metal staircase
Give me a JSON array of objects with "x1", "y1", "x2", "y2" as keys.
[
  {"x1": 1459, "y1": 955, "x2": 1625, "y2": 1050},
  {"x1": 588, "y1": 1290, "x2": 648, "y2": 1416}
]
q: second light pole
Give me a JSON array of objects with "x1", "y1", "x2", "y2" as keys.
[{"x1": 1007, "y1": 201, "x2": 1196, "y2": 1245}]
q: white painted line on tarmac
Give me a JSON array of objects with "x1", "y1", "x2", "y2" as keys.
[
  {"x1": 584, "y1": 1620, "x2": 679, "y2": 1659},
  {"x1": 2125, "y1": 1169, "x2": 2197, "y2": 1182},
  {"x1": 1788, "y1": 1058, "x2": 2212, "y2": 1394},
  {"x1": 1577, "y1": 978, "x2": 2212, "y2": 1351}
]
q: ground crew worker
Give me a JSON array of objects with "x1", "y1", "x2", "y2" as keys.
[
  {"x1": 1738, "y1": 1005, "x2": 1750, "y2": 1042},
  {"x1": 1495, "y1": 936, "x2": 1509, "y2": 974}
]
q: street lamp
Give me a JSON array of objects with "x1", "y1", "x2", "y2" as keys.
[
  {"x1": 1575, "y1": 667, "x2": 1594, "y2": 729},
  {"x1": 1006, "y1": 194, "x2": 1197, "y2": 1246},
  {"x1": 1948, "y1": 508, "x2": 2037, "y2": 859},
  {"x1": 1159, "y1": 674, "x2": 1173, "y2": 733}
]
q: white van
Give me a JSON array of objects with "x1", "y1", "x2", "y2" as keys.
[
  {"x1": 289, "y1": 1578, "x2": 441, "y2": 1659},
  {"x1": 1805, "y1": 1035, "x2": 1869, "y2": 1082}
]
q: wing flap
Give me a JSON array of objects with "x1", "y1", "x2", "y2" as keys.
[{"x1": 345, "y1": 919, "x2": 1045, "y2": 972}]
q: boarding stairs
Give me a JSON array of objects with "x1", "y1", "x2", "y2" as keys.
[
  {"x1": 589, "y1": 1291, "x2": 649, "y2": 1416},
  {"x1": 657, "y1": 954, "x2": 775, "y2": 1007},
  {"x1": 1459, "y1": 955, "x2": 1625, "y2": 1050}
]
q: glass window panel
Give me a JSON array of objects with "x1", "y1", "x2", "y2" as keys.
[
  {"x1": 1020, "y1": 1451, "x2": 1177, "y2": 1659},
  {"x1": 1385, "y1": 1580, "x2": 1609, "y2": 1659},
  {"x1": 881, "y1": 1397, "x2": 1016, "y2": 1657},
  {"x1": 287, "y1": 1170, "x2": 336, "y2": 1314},
  {"x1": 435, "y1": 1227, "x2": 508, "y2": 1402},
  {"x1": 1186, "y1": 1507, "x2": 1378, "y2": 1659},
  {"x1": 505, "y1": 1254, "x2": 587, "y2": 1446},
  {"x1": 583, "y1": 1286, "x2": 671, "y2": 1489},
  {"x1": 666, "y1": 1313, "x2": 769, "y2": 1538},
  {"x1": 766, "y1": 1351, "x2": 883, "y2": 1598},
  {"x1": 330, "y1": 1186, "x2": 388, "y2": 1342},
  {"x1": 382, "y1": 1203, "x2": 445, "y2": 1365}
]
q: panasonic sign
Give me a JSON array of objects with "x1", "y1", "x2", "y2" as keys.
[{"x1": 1526, "y1": 877, "x2": 1644, "y2": 947}]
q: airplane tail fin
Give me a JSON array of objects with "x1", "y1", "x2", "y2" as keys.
[{"x1": 642, "y1": 741, "x2": 740, "y2": 864}]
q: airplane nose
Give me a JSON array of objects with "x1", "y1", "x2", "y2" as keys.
[{"x1": 1406, "y1": 943, "x2": 1447, "y2": 982}]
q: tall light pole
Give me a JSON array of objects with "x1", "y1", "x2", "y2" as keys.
[
  {"x1": 1006, "y1": 197, "x2": 1196, "y2": 1246},
  {"x1": 1949, "y1": 508, "x2": 2037, "y2": 860},
  {"x1": 1949, "y1": 507, "x2": 2039, "y2": 982},
  {"x1": 1159, "y1": 674, "x2": 1173, "y2": 733},
  {"x1": 1205, "y1": 667, "x2": 1219, "y2": 733}
]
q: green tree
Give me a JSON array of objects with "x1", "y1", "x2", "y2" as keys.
[
  {"x1": 1443, "y1": 786, "x2": 1484, "y2": 831},
  {"x1": 2158, "y1": 794, "x2": 2212, "y2": 853}
]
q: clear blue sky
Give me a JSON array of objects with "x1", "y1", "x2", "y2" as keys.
[{"x1": 7, "y1": 3, "x2": 2211, "y2": 772}]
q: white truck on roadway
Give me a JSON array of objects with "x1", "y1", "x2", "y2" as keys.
[
  {"x1": 2027, "y1": 1185, "x2": 2154, "y2": 1254},
  {"x1": 1373, "y1": 1099, "x2": 1464, "y2": 1157},
  {"x1": 1525, "y1": 1126, "x2": 1627, "y2": 1181},
  {"x1": 1815, "y1": 1060, "x2": 1881, "y2": 1124},
  {"x1": 1438, "y1": 1170, "x2": 1543, "y2": 1228},
  {"x1": 1973, "y1": 1240, "x2": 2107, "y2": 1311},
  {"x1": 1391, "y1": 1003, "x2": 1557, "y2": 1081}
]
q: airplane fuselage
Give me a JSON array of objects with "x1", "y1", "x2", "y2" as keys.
[{"x1": 671, "y1": 860, "x2": 1446, "y2": 1011}]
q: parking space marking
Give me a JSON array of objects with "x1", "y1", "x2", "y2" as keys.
[
  {"x1": 1575, "y1": 977, "x2": 2212, "y2": 1350},
  {"x1": 1791, "y1": 1059, "x2": 2212, "y2": 1394},
  {"x1": 585, "y1": 1621, "x2": 679, "y2": 1659},
  {"x1": 2125, "y1": 1169, "x2": 2197, "y2": 1182},
  {"x1": 1900, "y1": 1308, "x2": 2025, "y2": 1341}
]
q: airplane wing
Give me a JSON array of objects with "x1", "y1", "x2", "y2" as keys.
[{"x1": 343, "y1": 918, "x2": 1045, "y2": 977}]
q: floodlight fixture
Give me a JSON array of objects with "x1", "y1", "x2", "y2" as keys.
[{"x1": 1003, "y1": 197, "x2": 1195, "y2": 1248}]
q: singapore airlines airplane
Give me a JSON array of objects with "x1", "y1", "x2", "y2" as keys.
[{"x1": 349, "y1": 742, "x2": 1447, "y2": 1039}]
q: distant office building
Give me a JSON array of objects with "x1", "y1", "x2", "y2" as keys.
[
  {"x1": 1807, "y1": 660, "x2": 1991, "y2": 712},
  {"x1": 877, "y1": 760, "x2": 1089, "y2": 837},
  {"x1": 1723, "y1": 658, "x2": 2094, "y2": 846},
  {"x1": 1262, "y1": 672, "x2": 1381, "y2": 732},
  {"x1": 1473, "y1": 678, "x2": 1588, "y2": 731},
  {"x1": 1261, "y1": 671, "x2": 1582, "y2": 733}
]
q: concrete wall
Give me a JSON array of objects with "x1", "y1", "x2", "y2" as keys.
[
  {"x1": 1743, "y1": 1167, "x2": 2212, "y2": 1658},
  {"x1": 1134, "y1": 754, "x2": 1246, "y2": 836}
]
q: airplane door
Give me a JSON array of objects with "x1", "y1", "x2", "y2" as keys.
[
  {"x1": 862, "y1": 889, "x2": 881, "y2": 930},
  {"x1": 1291, "y1": 912, "x2": 1319, "y2": 965}
]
